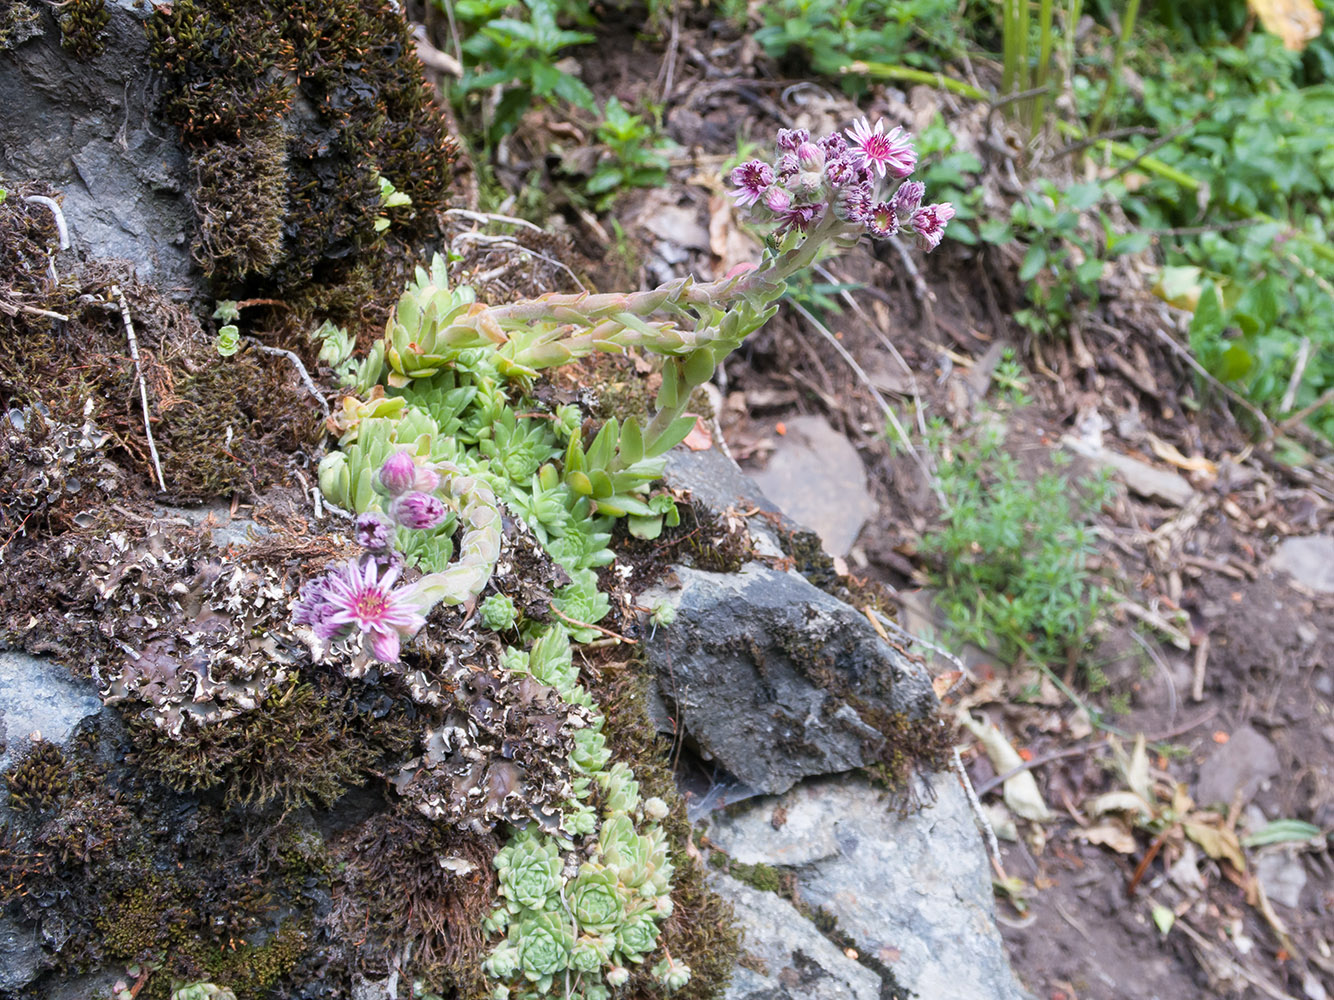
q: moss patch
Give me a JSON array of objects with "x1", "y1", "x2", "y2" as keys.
[{"x1": 58, "y1": 0, "x2": 109, "y2": 60}]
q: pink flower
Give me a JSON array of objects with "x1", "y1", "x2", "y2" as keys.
[
  {"x1": 866, "y1": 201, "x2": 899, "y2": 239},
  {"x1": 911, "y1": 203, "x2": 956, "y2": 252},
  {"x1": 795, "y1": 141, "x2": 825, "y2": 172},
  {"x1": 845, "y1": 118, "x2": 917, "y2": 179},
  {"x1": 390, "y1": 491, "x2": 448, "y2": 531},
  {"x1": 836, "y1": 183, "x2": 874, "y2": 223},
  {"x1": 730, "y1": 160, "x2": 775, "y2": 207},
  {"x1": 305, "y1": 559, "x2": 428, "y2": 663},
  {"x1": 776, "y1": 202, "x2": 822, "y2": 234},
  {"x1": 776, "y1": 128, "x2": 810, "y2": 152}
]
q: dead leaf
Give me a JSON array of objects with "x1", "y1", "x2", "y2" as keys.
[
  {"x1": 683, "y1": 416, "x2": 713, "y2": 452},
  {"x1": 1183, "y1": 820, "x2": 1246, "y2": 872},
  {"x1": 1082, "y1": 819, "x2": 1139, "y2": 854},
  {"x1": 1249, "y1": 0, "x2": 1323, "y2": 50},
  {"x1": 1087, "y1": 790, "x2": 1154, "y2": 818},
  {"x1": 1148, "y1": 435, "x2": 1218, "y2": 475},
  {"x1": 931, "y1": 669, "x2": 964, "y2": 701},
  {"x1": 958, "y1": 711, "x2": 1053, "y2": 822}
]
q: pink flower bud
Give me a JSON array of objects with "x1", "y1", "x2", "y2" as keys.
[
  {"x1": 763, "y1": 187, "x2": 792, "y2": 213},
  {"x1": 376, "y1": 451, "x2": 418, "y2": 496},
  {"x1": 390, "y1": 491, "x2": 448, "y2": 531},
  {"x1": 795, "y1": 141, "x2": 825, "y2": 172}
]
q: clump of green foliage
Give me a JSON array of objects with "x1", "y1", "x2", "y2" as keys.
[
  {"x1": 585, "y1": 98, "x2": 673, "y2": 207},
  {"x1": 729, "y1": 0, "x2": 963, "y2": 93},
  {"x1": 452, "y1": 0, "x2": 597, "y2": 139},
  {"x1": 918, "y1": 386, "x2": 1114, "y2": 675}
]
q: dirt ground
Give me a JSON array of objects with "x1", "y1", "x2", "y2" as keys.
[{"x1": 433, "y1": 8, "x2": 1334, "y2": 999}]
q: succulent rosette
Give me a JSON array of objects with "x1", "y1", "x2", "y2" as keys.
[
  {"x1": 613, "y1": 911, "x2": 660, "y2": 963},
  {"x1": 570, "y1": 864, "x2": 625, "y2": 936},
  {"x1": 495, "y1": 830, "x2": 562, "y2": 912},
  {"x1": 515, "y1": 910, "x2": 576, "y2": 983}
]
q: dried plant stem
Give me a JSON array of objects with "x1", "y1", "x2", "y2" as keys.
[
  {"x1": 787, "y1": 299, "x2": 946, "y2": 508},
  {"x1": 243, "y1": 338, "x2": 330, "y2": 417},
  {"x1": 111, "y1": 284, "x2": 166, "y2": 492}
]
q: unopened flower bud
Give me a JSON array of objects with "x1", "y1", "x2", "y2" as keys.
[
  {"x1": 376, "y1": 451, "x2": 417, "y2": 496},
  {"x1": 643, "y1": 796, "x2": 669, "y2": 821},
  {"x1": 891, "y1": 180, "x2": 926, "y2": 222},
  {"x1": 390, "y1": 491, "x2": 448, "y2": 531},
  {"x1": 763, "y1": 187, "x2": 792, "y2": 213},
  {"x1": 355, "y1": 511, "x2": 393, "y2": 552},
  {"x1": 606, "y1": 967, "x2": 630, "y2": 988},
  {"x1": 795, "y1": 141, "x2": 825, "y2": 172}
]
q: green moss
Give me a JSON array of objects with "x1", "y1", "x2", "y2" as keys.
[
  {"x1": 58, "y1": 0, "x2": 109, "y2": 60},
  {"x1": 725, "y1": 861, "x2": 783, "y2": 894},
  {"x1": 198, "y1": 922, "x2": 307, "y2": 999},
  {"x1": 144, "y1": 0, "x2": 457, "y2": 311},
  {"x1": 189, "y1": 123, "x2": 288, "y2": 281}
]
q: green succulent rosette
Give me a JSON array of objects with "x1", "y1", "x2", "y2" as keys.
[
  {"x1": 569, "y1": 933, "x2": 613, "y2": 974},
  {"x1": 613, "y1": 911, "x2": 660, "y2": 963},
  {"x1": 595, "y1": 762, "x2": 640, "y2": 816},
  {"x1": 569, "y1": 863, "x2": 624, "y2": 936},
  {"x1": 515, "y1": 910, "x2": 576, "y2": 984},
  {"x1": 495, "y1": 829, "x2": 562, "y2": 912}
]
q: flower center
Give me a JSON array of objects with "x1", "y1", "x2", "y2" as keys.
[
  {"x1": 864, "y1": 135, "x2": 893, "y2": 160},
  {"x1": 354, "y1": 590, "x2": 389, "y2": 621}
]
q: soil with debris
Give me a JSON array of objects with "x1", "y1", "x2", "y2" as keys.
[{"x1": 464, "y1": 8, "x2": 1334, "y2": 999}]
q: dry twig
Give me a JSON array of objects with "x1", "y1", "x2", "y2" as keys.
[{"x1": 110, "y1": 284, "x2": 166, "y2": 492}]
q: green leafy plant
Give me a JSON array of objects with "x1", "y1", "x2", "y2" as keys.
[
  {"x1": 740, "y1": 0, "x2": 961, "y2": 92},
  {"x1": 453, "y1": 0, "x2": 596, "y2": 139},
  {"x1": 584, "y1": 97, "x2": 673, "y2": 206},
  {"x1": 988, "y1": 180, "x2": 1150, "y2": 337},
  {"x1": 920, "y1": 411, "x2": 1114, "y2": 674}
]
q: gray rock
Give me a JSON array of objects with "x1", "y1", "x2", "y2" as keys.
[
  {"x1": 747, "y1": 416, "x2": 878, "y2": 558},
  {"x1": 708, "y1": 774, "x2": 1033, "y2": 1000},
  {"x1": 0, "y1": 6, "x2": 198, "y2": 292},
  {"x1": 1269, "y1": 535, "x2": 1334, "y2": 594},
  {"x1": 1194, "y1": 724, "x2": 1281, "y2": 807},
  {"x1": 643, "y1": 562, "x2": 935, "y2": 797},
  {"x1": 1256, "y1": 851, "x2": 1307, "y2": 909},
  {"x1": 0, "y1": 918, "x2": 45, "y2": 996},
  {"x1": 664, "y1": 447, "x2": 789, "y2": 558},
  {"x1": 0, "y1": 651, "x2": 103, "y2": 994},
  {"x1": 0, "y1": 649, "x2": 102, "y2": 776},
  {"x1": 710, "y1": 873, "x2": 882, "y2": 1000}
]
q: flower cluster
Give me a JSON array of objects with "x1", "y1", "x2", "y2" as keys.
[
  {"x1": 292, "y1": 450, "x2": 461, "y2": 663},
  {"x1": 730, "y1": 117, "x2": 955, "y2": 251}
]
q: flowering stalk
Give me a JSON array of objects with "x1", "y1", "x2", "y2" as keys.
[{"x1": 425, "y1": 119, "x2": 953, "y2": 453}]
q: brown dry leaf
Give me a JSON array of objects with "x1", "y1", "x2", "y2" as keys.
[
  {"x1": 707, "y1": 193, "x2": 761, "y2": 278},
  {"x1": 683, "y1": 416, "x2": 713, "y2": 452},
  {"x1": 1183, "y1": 820, "x2": 1246, "y2": 871},
  {"x1": 1082, "y1": 819, "x2": 1139, "y2": 854},
  {"x1": 1149, "y1": 435, "x2": 1218, "y2": 475},
  {"x1": 1249, "y1": 0, "x2": 1323, "y2": 50},
  {"x1": 932, "y1": 669, "x2": 964, "y2": 700}
]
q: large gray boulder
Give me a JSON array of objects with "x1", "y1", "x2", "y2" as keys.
[
  {"x1": 708, "y1": 774, "x2": 1034, "y2": 1000},
  {"x1": 643, "y1": 562, "x2": 935, "y2": 797}
]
